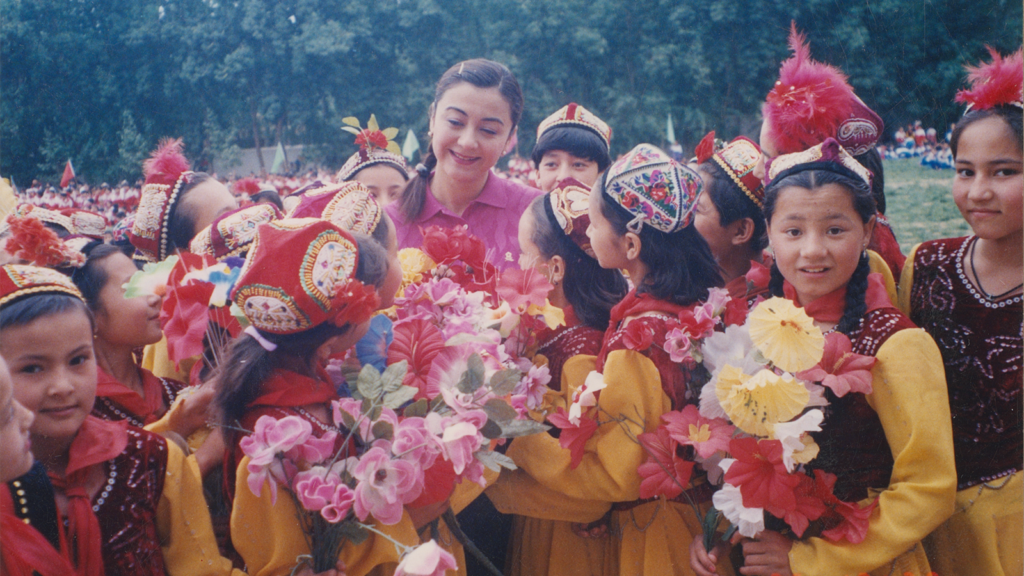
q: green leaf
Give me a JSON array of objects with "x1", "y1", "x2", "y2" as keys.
[
  {"x1": 480, "y1": 419, "x2": 503, "y2": 440},
  {"x1": 499, "y1": 419, "x2": 550, "y2": 438},
  {"x1": 356, "y1": 364, "x2": 384, "y2": 401},
  {"x1": 336, "y1": 408, "x2": 356, "y2": 430},
  {"x1": 475, "y1": 449, "x2": 517, "y2": 472},
  {"x1": 338, "y1": 521, "x2": 368, "y2": 545},
  {"x1": 488, "y1": 369, "x2": 521, "y2": 396},
  {"x1": 403, "y1": 398, "x2": 429, "y2": 418},
  {"x1": 457, "y1": 354, "x2": 486, "y2": 394},
  {"x1": 371, "y1": 420, "x2": 394, "y2": 442},
  {"x1": 482, "y1": 398, "x2": 518, "y2": 424},
  {"x1": 383, "y1": 385, "x2": 418, "y2": 410},
  {"x1": 380, "y1": 361, "x2": 408, "y2": 393}
]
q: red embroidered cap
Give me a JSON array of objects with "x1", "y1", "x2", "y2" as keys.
[
  {"x1": 1, "y1": 264, "x2": 84, "y2": 307},
  {"x1": 712, "y1": 137, "x2": 765, "y2": 209},
  {"x1": 129, "y1": 139, "x2": 195, "y2": 262},
  {"x1": 231, "y1": 218, "x2": 379, "y2": 334},
  {"x1": 537, "y1": 103, "x2": 612, "y2": 150},
  {"x1": 189, "y1": 204, "x2": 282, "y2": 259}
]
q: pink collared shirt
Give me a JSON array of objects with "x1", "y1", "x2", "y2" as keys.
[{"x1": 386, "y1": 171, "x2": 542, "y2": 270}]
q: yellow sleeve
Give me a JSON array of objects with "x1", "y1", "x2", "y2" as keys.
[
  {"x1": 896, "y1": 243, "x2": 923, "y2": 316},
  {"x1": 867, "y1": 249, "x2": 898, "y2": 305},
  {"x1": 141, "y1": 336, "x2": 196, "y2": 382},
  {"x1": 486, "y1": 468, "x2": 611, "y2": 523},
  {"x1": 143, "y1": 390, "x2": 212, "y2": 452},
  {"x1": 789, "y1": 329, "x2": 956, "y2": 575},
  {"x1": 156, "y1": 441, "x2": 245, "y2": 576},
  {"x1": 507, "y1": 348, "x2": 671, "y2": 503},
  {"x1": 231, "y1": 457, "x2": 420, "y2": 576},
  {"x1": 449, "y1": 466, "x2": 499, "y2": 514}
]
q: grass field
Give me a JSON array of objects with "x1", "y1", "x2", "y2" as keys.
[{"x1": 882, "y1": 158, "x2": 970, "y2": 248}]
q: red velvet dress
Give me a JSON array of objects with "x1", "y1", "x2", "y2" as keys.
[
  {"x1": 868, "y1": 214, "x2": 906, "y2": 284},
  {"x1": 92, "y1": 366, "x2": 186, "y2": 428},
  {"x1": 534, "y1": 306, "x2": 604, "y2": 391},
  {"x1": 904, "y1": 236, "x2": 1022, "y2": 488}
]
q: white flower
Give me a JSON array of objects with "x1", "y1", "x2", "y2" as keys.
[
  {"x1": 772, "y1": 410, "x2": 824, "y2": 472},
  {"x1": 699, "y1": 381, "x2": 728, "y2": 420},
  {"x1": 568, "y1": 371, "x2": 607, "y2": 424},
  {"x1": 702, "y1": 323, "x2": 758, "y2": 379},
  {"x1": 712, "y1": 463, "x2": 765, "y2": 539}
]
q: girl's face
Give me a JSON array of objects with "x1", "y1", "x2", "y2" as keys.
[
  {"x1": 379, "y1": 215, "x2": 403, "y2": 310},
  {"x1": 0, "y1": 356, "x2": 35, "y2": 483},
  {"x1": 536, "y1": 150, "x2": 600, "y2": 192},
  {"x1": 94, "y1": 252, "x2": 164, "y2": 347},
  {"x1": 1, "y1": 309, "x2": 97, "y2": 446},
  {"x1": 354, "y1": 164, "x2": 407, "y2": 206},
  {"x1": 181, "y1": 179, "x2": 239, "y2": 235},
  {"x1": 586, "y1": 188, "x2": 630, "y2": 270},
  {"x1": 429, "y1": 82, "x2": 516, "y2": 185},
  {"x1": 953, "y1": 116, "x2": 1024, "y2": 242},
  {"x1": 767, "y1": 183, "x2": 874, "y2": 306}
]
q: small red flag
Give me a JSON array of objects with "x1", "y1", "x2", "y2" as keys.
[{"x1": 60, "y1": 160, "x2": 75, "y2": 188}]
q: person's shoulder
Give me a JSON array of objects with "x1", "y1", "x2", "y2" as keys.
[{"x1": 495, "y1": 173, "x2": 543, "y2": 203}]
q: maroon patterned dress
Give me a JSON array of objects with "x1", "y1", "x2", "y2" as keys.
[
  {"x1": 92, "y1": 366, "x2": 186, "y2": 428},
  {"x1": 905, "y1": 236, "x2": 1023, "y2": 489},
  {"x1": 534, "y1": 306, "x2": 604, "y2": 391}
]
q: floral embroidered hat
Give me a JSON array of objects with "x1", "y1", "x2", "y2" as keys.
[
  {"x1": 536, "y1": 103, "x2": 612, "y2": 150},
  {"x1": 763, "y1": 23, "x2": 883, "y2": 156},
  {"x1": 336, "y1": 114, "x2": 409, "y2": 183},
  {"x1": 546, "y1": 177, "x2": 594, "y2": 255},
  {"x1": 765, "y1": 138, "x2": 873, "y2": 190},
  {"x1": 287, "y1": 181, "x2": 384, "y2": 237},
  {"x1": 955, "y1": 47, "x2": 1023, "y2": 111},
  {"x1": 189, "y1": 203, "x2": 282, "y2": 259},
  {"x1": 59, "y1": 208, "x2": 108, "y2": 239},
  {"x1": 231, "y1": 218, "x2": 379, "y2": 335},
  {"x1": 601, "y1": 143, "x2": 703, "y2": 233},
  {"x1": 1, "y1": 264, "x2": 84, "y2": 307},
  {"x1": 129, "y1": 138, "x2": 194, "y2": 262}
]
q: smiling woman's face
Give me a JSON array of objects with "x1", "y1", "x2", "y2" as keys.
[{"x1": 429, "y1": 82, "x2": 515, "y2": 186}]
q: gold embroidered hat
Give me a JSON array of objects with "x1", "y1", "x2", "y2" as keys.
[
  {"x1": 189, "y1": 204, "x2": 283, "y2": 259},
  {"x1": 1, "y1": 264, "x2": 84, "y2": 307},
  {"x1": 129, "y1": 139, "x2": 195, "y2": 262},
  {"x1": 536, "y1": 103, "x2": 612, "y2": 150}
]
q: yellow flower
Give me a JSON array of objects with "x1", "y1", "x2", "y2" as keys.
[
  {"x1": 748, "y1": 297, "x2": 824, "y2": 372},
  {"x1": 792, "y1": 436, "x2": 819, "y2": 465},
  {"x1": 526, "y1": 300, "x2": 566, "y2": 330},
  {"x1": 398, "y1": 248, "x2": 436, "y2": 290},
  {"x1": 716, "y1": 366, "x2": 810, "y2": 437}
]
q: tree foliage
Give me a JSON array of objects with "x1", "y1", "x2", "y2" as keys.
[{"x1": 2, "y1": 0, "x2": 1019, "y2": 184}]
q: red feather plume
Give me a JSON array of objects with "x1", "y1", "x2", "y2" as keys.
[
  {"x1": 955, "y1": 47, "x2": 1024, "y2": 110},
  {"x1": 694, "y1": 131, "x2": 716, "y2": 164},
  {"x1": 763, "y1": 23, "x2": 855, "y2": 155},
  {"x1": 4, "y1": 216, "x2": 85, "y2": 268},
  {"x1": 143, "y1": 138, "x2": 191, "y2": 187},
  {"x1": 234, "y1": 177, "x2": 262, "y2": 196}
]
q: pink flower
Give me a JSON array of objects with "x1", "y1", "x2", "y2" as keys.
[
  {"x1": 392, "y1": 417, "x2": 442, "y2": 470},
  {"x1": 661, "y1": 405, "x2": 734, "y2": 459},
  {"x1": 664, "y1": 328, "x2": 694, "y2": 364},
  {"x1": 568, "y1": 371, "x2": 606, "y2": 424},
  {"x1": 294, "y1": 468, "x2": 355, "y2": 523},
  {"x1": 332, "y1": 398, "x2": 398, "y2": 442},
  {"x1": 676, "y1": 307, "x2": 716, "y2": 340},
  {"x1": 240, "y1": 415, "x2": 314, "y2": 503},
  {"x1": 822, "y1": 497, "x2": 878, "y2": 544},
  {"x1": 428, "y1": 345, "x2": 497, "y2": 411},
  {"x1": 285, "y1": 432, "x2": 337, "y2": 465},
  {"x1": 394, "y1": 539, "x2": 459, "y2": 576},
  {"x1": 322, "y1": 483, "x2": 356, "y2": 523},
  {"x1": 796, "y1": 332, "x2": 877, "y2": 397},
  {"x1": 496, "y1": 266, "x2": 552, "y2": 313},
  {"x1": 512, "y1": 364, "x2": 551, "y2": 410},
  {"x1": 432, "y1": 411, "x2": 486, "y2": 476},
  {"x1": 510, "y1": 394, "x2": 529, "y2": 418},
  {"x1": 352, "y1": 445, "x2": 424, "y2": 525},
  {"x1": 744, "y1": 260, "x2": 771, "y2": 292},
  {"x1": 637, "y1": 427, "x2": 695, "y2": 499},
  {"x1": 547, "y1": 407, "x2": 599, "y2": 469},
  {"x1": 781, "y1": 472, "x2": 827, "y2": 538},
  {"x1": 705, "y1": 287, "x2": 732, "y2": 316}
]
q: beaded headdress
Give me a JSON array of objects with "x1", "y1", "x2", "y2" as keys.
[
  {"x1": 602, "y1": 143, "x2": 703, "y2": 233},
  {"x1": 189, "y1": 204, "x2": 282, "y2": 259},
  {"x1": 59, "y1": 208, "x2": 108, "y2": 239},
  {"x1": 765, "y1": 138, "x2": 872, "y2": 190},
  {"x1": 336, "y1": 115, "x2": 409, "y2": 183},
  {"x1": 129, "y1": 139, "x2": 195, "y2": 262},
  {"x1": 1, "y1": 264, "x2": 84, "y2": 307},
  {"x1": 287, "y1": 181, "x2": 383, "y2": 237},
  {"x1": 536, "y1": 103, "x2": 612, "y2": 150}
]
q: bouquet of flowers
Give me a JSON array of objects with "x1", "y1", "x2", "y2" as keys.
[{"x1": 685, "y1": 296, "x2": 880, "y2": 549}]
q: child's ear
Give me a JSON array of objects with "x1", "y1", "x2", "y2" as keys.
[
  {"x1": 315, "y1": 336, "x2": 345, "y2": 365},
  {"x1": 549, "y1": 255, "x2": 566, "y2": 285},
  {"x1": 624, "y1": 232, "x2": 643, "y2": 262},
  {"x1": 731, "y1": 218, "x2": 756, "y2": 246},
  {"x1": 863, "y1": 215, "x2": 877, "y2": 248}
]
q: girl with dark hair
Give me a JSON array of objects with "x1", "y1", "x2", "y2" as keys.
[
  {"x1": 899, "y1": 48, "x2": 1023, "y2": 576},
  {"x1": 336, "y1": 115, "x2": 410, "y2": 205},
  {"x1": 693, "y1": 135, "x2": 771, "y2": 303},
  {"x1": 502, "y1": 144, "x2": 724, "y2": 575},
  {"x1": 691, "y1": 139, "x2": 955, "y2": 576},
  {"x1": 0, "y1": 265, "x2": 248, "y2": 576},
  {"x1": 214, "y1": 219, "x2": 416, "y2": 576},
  {"x1": 386, "y1": 59, "x2": 542, "y2": 270},
  {"x1": 531, "y1": 104, "x2": 613, "y2": 192}
]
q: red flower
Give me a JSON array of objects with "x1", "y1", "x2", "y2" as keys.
[
  {"x1": 4, "y1": 216, "x2": 81, "y2": 267},
  {"x1": 547, "y1": 407, "x2": 598, "y2": 469},
  {"x1": 420, "y1": 225, "x2": 487, "y2": 269},
  {"x1": 724, "y1": 437, "x2": 802, "y2": 516},
  {"x1": 676, "y1": 308, "x2": 715, "y2": 339},
  {"x1": 620, "y1": 192, "x2": 639, "y2": 209},
  {"x1": 331, "y1": 279, "x2": 380, "y2": 327},
  {"x1": 782, "y1": 472, "x2": 827, "y2": 537},
  {"x1": 496, "y1": 267, "x2": 552, "y2": 313},
  {"x1": 821, "y1": 497, "x2": 878, "y2": 544},
  {"x1": 637, "y1": 427, "x2": 695, "y2": 499},
  {"x1": 387, "y1": 318, "x2": 446, "y2": 398},
  {"x1": 722, "y1": 297, "x2": 750, "y2": 327},
  {"x1": 796, "y1": 332, "x2": 877, "y2": 397},
  {"x1": 160, "y1": 280, "x2": 215, "y2": 366},
  {"x1": 167, "y1": 252, "x2": 217, "y2": 288},
  {"x1": 355, "y1": 129, "x2": 389, "y2": 150},
  {"x1": 622, "y1": 319, "x2": 655, "y2": 351},
  {"x1": 694, "y1": 131, "x2": 716, "y2": 164},
  {"x1": 744, "y1": 260, "x2": 772, "y2": 294}
]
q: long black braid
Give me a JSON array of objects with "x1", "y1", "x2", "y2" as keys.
[{"x1": 836, "y1": 252, "x2": 871, "y2": 335}]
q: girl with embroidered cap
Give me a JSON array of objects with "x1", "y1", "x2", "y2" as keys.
[
  {"x1": 214, "y1": 218, "x2": 421, "y2": 576},
  {"x1": 692, "y1": 133, "x2": 771, "y2": 304},
  {"x1": 691, "y1": 139, "x2": 955, "y2": 576},
  {"x1": 0, "y1": 264, "x2": 251, "y2": 576},
  {"x1": 898, "y1": 47, "x2": 1023, "y2": 576},
  {"x1": 337, "y1": 114, "x2": 410, "y2": 205},
  {"x1": 486, "y1": 176, "x2": 628, "y2": 576},
  {"x1": 760, "y1": 24, "x2": 906, "y2": 286},
  {"x1": 387, "y1": 59, "x2": 542, "y2": 270},
  {"x1": 501, "y1": 144, "x2": 724, "y2": 575},
  {"x1": 531, "y1": 103, "x2": 613, "y2": 192}
]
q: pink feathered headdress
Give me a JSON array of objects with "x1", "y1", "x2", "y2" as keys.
[
  {"x1": 763, "y1": 24, "x2": 856, "y2": 155},
  {"x1": 234, "y1": 177, "x2": 263, "y2": 196},
  {"x1": 955, "y1": 47, "x2": 1024, "y2": 111},
  {"x1": 142, "y1": 138, "x2": 191, "y2": 187}
]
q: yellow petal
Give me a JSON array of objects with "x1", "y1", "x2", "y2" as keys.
[
  {"x1": 748, "y1": 297, "x2": 824, "y2": 372},
  {"x1": 716, "y1": 366, "x2": 810, "y2": 437},
  {"x1": 382, "y1": 127, "x2": 400, "y2": 140},
  {"x1": 367, "y1": 114, "x2": 379, "y2": 132},
  {"x1": 792, "y1": 436, "x2": 819, "y2": 464},
  {"x1": 342, "y1": 116, "x2": 361, "y2": 128},
  {"x1": 386, "y1": 142, "x2": 403, "y2": 156},
  {"x1": 341, "y1": 126, "x2": 361, "y2": 136},
  {"x1": 527, "y1": 301, "x2": 566, "y2": 329}
]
